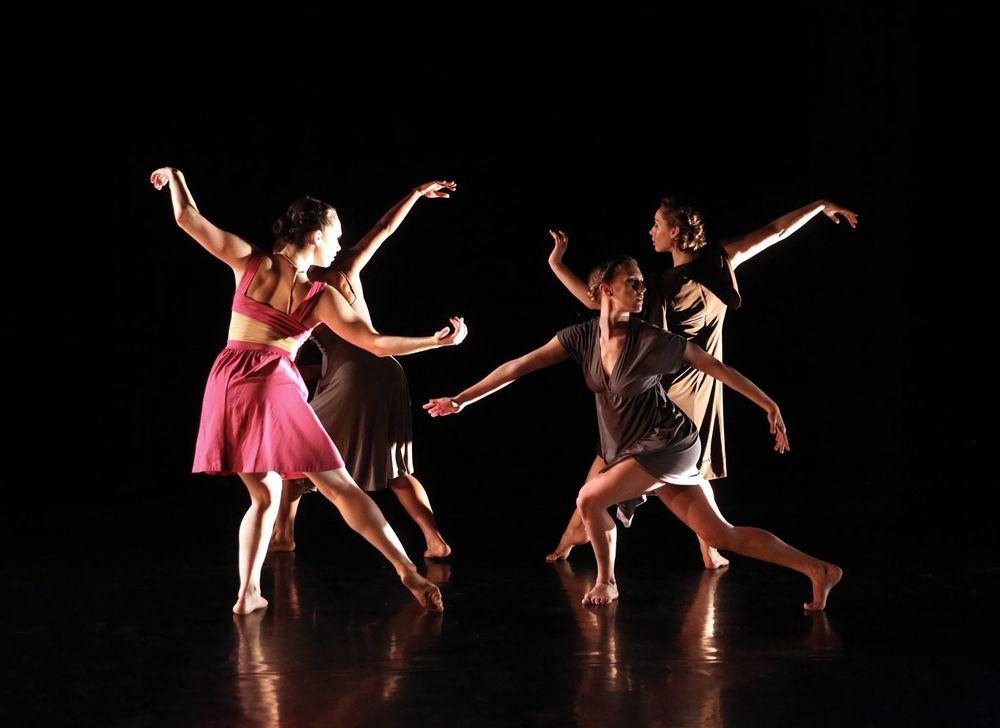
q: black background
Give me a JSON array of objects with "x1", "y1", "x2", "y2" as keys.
[{"x1": 18, "y1": 7, "x2": 985, "y2": 563}]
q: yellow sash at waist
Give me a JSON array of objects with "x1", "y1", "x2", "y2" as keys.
[{"x1": 227, "y1": 311, "x2": 299, "y2": 354}]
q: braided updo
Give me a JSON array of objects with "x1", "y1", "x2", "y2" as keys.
[
  {"x1": 271, "y1": 196, "x2": 339, "y2": 252},
  {"x1": 659, "y1": 197, "x2": 707, "y2": 253},
  {"x1": 586, "y1": 255, "x2": 638, "y2": 303}
]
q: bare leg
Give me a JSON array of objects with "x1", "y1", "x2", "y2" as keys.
[
  {"x1": 306, "y1": 468, "x2": 443, "y2": 611},
  {"x1": 657, "y1": 482, "x2": 842, "y2": 610},
  {"x1": 546, "y1": 455, "x2": 606, "y2": 562},
  {"x1": 268, "y1": 479, "x2": 306, "y2": 552},
  {"x1": 234, "y1": 472, "x2": 283, "y2": 614},
  {"x1": 575, "y1": 459, "x2": 665, "y2": 605},
  {"x1": 389, "y1": 474, "x2": 451, "y2": 559},
  {"x1": 654, "y1": 482, "x2": 729, "y2": 569},
  {"x1": 696, "y1": 484, "x2": 730, "y2": 569}
]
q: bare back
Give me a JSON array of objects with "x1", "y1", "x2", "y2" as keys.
[{"x1": 243, "y1": 254, "x2": 316, "y2": 316}]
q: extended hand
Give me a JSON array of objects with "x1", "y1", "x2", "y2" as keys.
[
  {"x1": 548, "y1": 229, "x2": 569, "y2": 266},
  {"x1": 423, "y1": 397, "x2": 464, "y2": 417},
  {"x1": 417, "y1": 180, "x2": 457, "y2": 198},
  {"x1": 149, "y1": 167, "x2": 179, "y2": 190},
  {"x1": 769, "y1": 410, "x2": 791, "y2": 453},
  {"x1": 822, "y1": 202, "x2": 858, "y2": 228},
  {"x1": 434, "y1": 316, "x2": 468, "y2": 346}
]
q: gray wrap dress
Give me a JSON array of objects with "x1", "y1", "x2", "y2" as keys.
[{"x1": 556, "y1": 317, "x2": 706, "y2": 486}]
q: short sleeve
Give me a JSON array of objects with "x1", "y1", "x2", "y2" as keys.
[
  {"x1": 690, "y1": 243, "x2": 742, "y2": 309},
  {"x1": 556, "y1": 320, "x2": 595, "y2": 365}
]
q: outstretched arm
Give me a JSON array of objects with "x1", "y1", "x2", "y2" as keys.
[
  {"x1": 150, "y1": 168, "x2": 255, "y2": 277},
  {"x1": 683, "y1": 342, "x2": 790, "y2": 452},
  {"x1": 312, "y1": 286, "x2": 466, "y2": 357},
  {"x1": 314, "y1": 180, "x2": 456, "y2": 284},
  {"x1": 423, "y1": 336, "x2": 569, "y2": 416},
  {"x1": 548, "y1": 230, "x2": 600, "y2": 311},
  {"x1": 721, "y1": 200, "x2": 858, "y2": 270}
]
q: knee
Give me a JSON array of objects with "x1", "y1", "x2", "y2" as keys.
[
  {"x1": 254, "y1": 490, "x2": 279, "y2": 511},
  {"x1": 576, "y1": 490, "x2": 603, "y2": 518},
  {"x1": 312, "y1": 470, "x2": 364, "y2": 503}
]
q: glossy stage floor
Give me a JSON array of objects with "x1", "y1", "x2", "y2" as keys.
[{"x1": 5, "y1": 484, "x2": 998, "y2": 727}]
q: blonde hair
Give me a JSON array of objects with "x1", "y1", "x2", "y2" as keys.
[
  {"x1": 586, "y1": 255, "x2": 637, "y2": 302},
  {"x1": 660, "y1": 197, "x2": 707, "y2": 253}
]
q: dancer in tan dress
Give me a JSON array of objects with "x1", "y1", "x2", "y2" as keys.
[{"x1": 546, "y1": 197, "x2": 857, "y2": 567}]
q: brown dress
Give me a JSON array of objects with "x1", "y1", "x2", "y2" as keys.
[
  {"x1": 306, "y1": 325, "x2": 414, "y2": 492},
  {"x1": 557, "y1": 317, "x2": 704, "y2": 485},
  {"x1": 641, "y1": 243, "x2": 741, "y2": 480}
]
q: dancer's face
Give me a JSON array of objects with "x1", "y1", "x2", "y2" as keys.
[
  {"x1": 605, "y1": 262, "x2": 646, "y2": 312},
  {"x1": 314, "y1": 218, "x2": 343, "y2": 267},
  {"x1": 649, "y1": 207, "x2": 680, "y2": 253}
]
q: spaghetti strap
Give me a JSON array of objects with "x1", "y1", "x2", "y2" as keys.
[
  {"x1": 293, "y1": 281, "x2": 328, "y2": 322},
  {"x1": 335, "y1": 269, "x2": 358, "y2": 305},
  {"x1": 237, "y1": 255, "x2": 265, "y2": 296}
]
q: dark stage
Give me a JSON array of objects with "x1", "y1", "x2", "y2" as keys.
[
  {"x1": 6, "y1": 514, "x2": 999, "y2": 726},
  {"x1": 9, "y1": 7, "x2": 997, "y2": 726}
]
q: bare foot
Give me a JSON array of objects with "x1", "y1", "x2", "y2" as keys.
[
  {"x1": 424, "y1": 537, "x2": 452, "y2": 559},
  {"x1": 233, "y1": 589, "x2": 269, "y2": 615},
  {"x1": 700, "y1": 542, "x2": 730, "y2": 570},
  {"x1": 545, "y1": 528, "x2": 588, "y2": 562},
  {"x1": 582, "y1": 581, "x2": 619, "y2": 606},
  {"x1": 401, "y1": 570, "x2": 444, "y2": 612},
  {"x1": 804, "y1": 563, "x2": 843, "y2": 611}
]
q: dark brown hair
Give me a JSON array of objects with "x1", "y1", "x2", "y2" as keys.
[{"x1": 271, "y1": 197, "x2": 339, "y2": 251}]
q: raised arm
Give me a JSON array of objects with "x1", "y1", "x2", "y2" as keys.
[
  {"x1": 311, "y1": 286, "x2": 466, "y2": 357},
  {"x1": 423, "y1": 336, "x2": 569, "y2": 416},
  {"x1": 721, "y1": 200, "x2": 858, "y2": 270},
  {"x1": 548, "y1": 230, "x2": 600, "y2": 311},
  {"x1": 150, "y1": 168, "x2": 255, "y2": 277},
  {"x1": 316, "y1": 180, "x2": 456, "y2": 283},
  {"x1": 682, "y1": 342, "x2": 790, "y2": 453}
]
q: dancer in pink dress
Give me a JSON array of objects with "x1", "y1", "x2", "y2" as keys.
[{"x1": 151, "y1": 167, "x2": 467, "y2": 614}]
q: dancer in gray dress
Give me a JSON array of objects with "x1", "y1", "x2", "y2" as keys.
[
  {"x1": 425, "y1": 255, "x2": 841, "y2": 609},
  {"x1": 545, "y1": 198, "x2": 858, "y2": 568},
  {"x1": 270, "y1": 181, "x2": 455, "y2": 558}
]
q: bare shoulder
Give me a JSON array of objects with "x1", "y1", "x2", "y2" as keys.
[{"x1": 328, "y1": 267, "x2": 356, "y2": 303}]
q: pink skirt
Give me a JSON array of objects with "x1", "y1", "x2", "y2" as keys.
[{"x1": 193, "y1": 342, "x2": 344, "y2": 478}]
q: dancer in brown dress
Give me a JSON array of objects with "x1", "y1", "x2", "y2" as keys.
[
  {"x1": 546, "y1": 198, "x2": 857, "y2": 567},
  {"x1": 425, "y1": 255, "x2": 841, "y2": 609},
  {"x1": 270, "y1": 181, "x2": 454, "y2": 558}
]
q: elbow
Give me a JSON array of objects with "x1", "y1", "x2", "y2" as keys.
[{"x1": 175, "y1": 206, "x2": 196, "y2": 229}]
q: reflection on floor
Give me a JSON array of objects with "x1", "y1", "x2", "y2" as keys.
[{"x1": 6, "y1": 534, "x2": 998, "y2": 727}]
